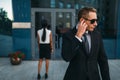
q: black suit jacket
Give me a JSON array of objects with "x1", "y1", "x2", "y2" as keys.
[{"x1": 61, "y1": 27, "x2": 110, "y2": 80}]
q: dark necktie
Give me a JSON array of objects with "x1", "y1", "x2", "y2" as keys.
[{"x1": 83, "y1": 33, "x2": 89, "y2": 54}]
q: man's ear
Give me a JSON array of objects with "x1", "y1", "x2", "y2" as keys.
[{"x1": 80, "y1": 18, "x2": 85, "y2": 22}]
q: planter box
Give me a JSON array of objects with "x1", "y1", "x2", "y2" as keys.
[{"x1": 10, "y1": 57, "x2": 22, "y2": 65}]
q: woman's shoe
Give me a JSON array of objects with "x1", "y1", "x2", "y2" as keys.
[
  {"x1": 45, "y1": 73, "x2": 48, "y2": 79},
  {"x1": 37, "y1": 74, "x2": 41, "y2": 79}
]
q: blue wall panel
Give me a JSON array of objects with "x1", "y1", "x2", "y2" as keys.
[
  {"x1": 12, "y1": 29, "x2": 32, "y2": 59},
  {"x1": 12, "y1": 0, "x2": 31, "y2": 22},
  {"x1": 103, "y1": 40, "x2": 116, "y2": 59},
  {"x1": 116, "y1": 0, "x2": 120, "y2": 59},
  {"x1": 12, "y1": 0, "x2": 32, "y2": 59},
  {"x1": 0, "y1": 35, "x2": 13, "y2": 57}
]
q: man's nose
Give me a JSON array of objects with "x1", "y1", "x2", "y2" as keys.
[{"x1": 93, "y1": 21, "x2": 97, "y2": 26}]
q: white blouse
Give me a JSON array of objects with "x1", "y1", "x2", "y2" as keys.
[{"x1": 37, "y1": 28, "x2": 51, "y2": 44}]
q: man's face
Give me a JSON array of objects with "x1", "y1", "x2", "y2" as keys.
[{"x1": 84, "y1": 12, "x2": 97, "y2": 31}]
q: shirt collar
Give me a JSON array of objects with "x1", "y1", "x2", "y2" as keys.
[{"x1": 85, "y1": 31, "x2": 88, "y2": 34}]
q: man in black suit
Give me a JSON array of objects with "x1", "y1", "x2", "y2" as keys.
[{"x1": 61, "y1": 7, "x2": 110, "y2": 80}]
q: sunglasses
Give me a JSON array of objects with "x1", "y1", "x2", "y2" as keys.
[{"x1": 83, "y1": 18, "x2": 98, "y2": 24}]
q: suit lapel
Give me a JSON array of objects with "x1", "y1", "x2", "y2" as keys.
[
  {"x1": 72, "y1": 27, "x2": 89, "y2": 56},
  {"x1": 89, "y1": 31, "x2": 96, "y2": 57},
  {"x1": 72, "y1": 27, "x2": 77, "y2": 35},
  {"x1": 89, "y1": 32, "x2": 93, "y2": 55}
]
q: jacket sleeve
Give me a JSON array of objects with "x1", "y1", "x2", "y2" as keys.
[
  {"x1": 97, "y1": 33, "x2": 110, "y2": 80},
  {"x1": 61, "y1": 31, "x2": 83, "y2": 62}
]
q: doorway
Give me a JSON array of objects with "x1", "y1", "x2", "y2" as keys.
[{"x1": 31, "y1": 8, "x2": 75, "y2": 60}]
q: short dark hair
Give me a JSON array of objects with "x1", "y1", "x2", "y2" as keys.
[{"x1": 78, "y1": 7, "x2": 97, "y2": 21}]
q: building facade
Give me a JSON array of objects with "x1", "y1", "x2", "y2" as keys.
[{"x1": 0, "y1": 0, "x2": 120, "y2": 59}]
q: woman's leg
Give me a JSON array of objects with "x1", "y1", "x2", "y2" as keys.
[
  {"x1": 45, "y1": 59, "x2": 49, "y2": 79},
  {"x1": 37, "y1": 59, "x2": 43, "y2": 79},
  {"x1": 38, "y1": 59, "x2": 43, "y2": 74},
  {"x1": 45, "y1": 59, "x2": 49, "y2": 74}
]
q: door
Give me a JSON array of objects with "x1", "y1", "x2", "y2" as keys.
[
  {"x1": 31, "y1": 8, "x2": 75, "y2": 60},
  {"x1": 54, "y1": 12, "x2": 74, "y2": 59}
]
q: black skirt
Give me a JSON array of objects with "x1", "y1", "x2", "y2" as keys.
[{"x1": 39, "y1": 44, "x2": 51, "y2": 59}]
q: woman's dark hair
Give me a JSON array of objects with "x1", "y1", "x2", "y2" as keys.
[
  {"x1": 41, "y1": 19, "x2": 48, "y2": 42},
  {"x1": 47, "y1": 25, "x2": 51, "y2": 30}
]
